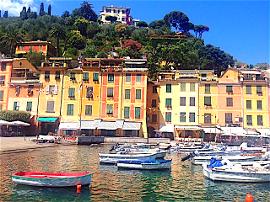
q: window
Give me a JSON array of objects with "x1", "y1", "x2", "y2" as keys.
[
  {"x1": 45, "y1": 71, "x2": 50, "y2": 80},
  {"x1": 124, "y1": 107, "x2": 130, "y2": 118},
  {"x1": 189, "y1": 112, "x2": 195, "y2": 122},
  {"x1": 108, "y1": 74, "x2": 114, "y2": 83},
  {"x1": 67, "y1": 104, "x2": 74, "y2": 115},
  {"x1": 126, "y1": 73, "x2": 131, "y2": 82},
  {"x1": 46, "y1": 101, "x2": 54, "y2": 113},
  {"x1": 13, "y1": 101, "x2": 19, "y2": 111},
  {"x1": 107, "y1": 104, "x2": 113, "y2": 115},
  {"x1": 85, "y1": 105, "x2": 92, "y2": 115},
  {"x1": 257, "y1": 100, "x2": 262, "y2": 110},
  {"x1": 257, "y1": 115, "x2": 263, "y2": 126},
  {"x1": 152, "y1": 114, "x2": 157, "y2": 123},
  {"x1": 136, "y1": 74, "x2": 141, "y2": 82},
  {"x1": 256, "y1": 85, "x2": 262, "y2": 95},
  {"x1": 225, "y1": 113, "x2": 232, "y2": 124},
  {"x1": 180, "y1": 97, "x2": 186, "y2": 106},
  {"x1": 70, "y1": 72, "x2": 75, "y2": 80},
  {"x1": 226, "y1": 98, "x2": 233, "y2": 107},
  {"x1": 180, "y1": 112, "x2": 186, "y2": 122},
  {"x1": 151, "y1": 99, "x2": 157, "y2": 107},
  {"x1": 86, "y1": 87, "x2": 93, "y2": 98},
  {"x1": 125, "y1": 89, "x2": 130, "y2": 99},
  {"x1": 226, "y1": 85, "x2": 233, "y2": 93},
  {"x1": 165, "y1": 112, "x2": 171, "y2": 122},
  {"x1": 246, "y1": 100, "x2": 252, "y2": 109},
  {"x1": 0, "y1": 91, "x2": 3, "y2": 101},
  {"x1": 136, "y1": 89, "x2": 141, "y2": 99},
  {"x1": 204, "y1": 113, "x2": 211, "y2": 124},
  {"x1": 205, "y1": 84, "x2": 210, "y2": 93},
  {"x1": 180, "y1": 83, "x2": 186, "y2": 92},
  {"x1": 190, "y1": 97, "x2": 195, "y2": 106},
  {"x1": 93, "y1": 73, "x2": 99, "y2": 82},
  {"x1": 246, "y1": 85, "x2": 251, "y2": 94},
  {"x1": 204, "y1": 96, "x2": 212, "y2": 106},
  {"x1": 135, "y1": 107, "x2": 141, "y2": 119},
  {"x1": 190, "y1": 83, "x2": 195, "y2": 92},
  {"x1": 165, "y1": 98, "x2": 172, "y2": 108},
  {"x1": 107, "y1": 88, "x2": 114, "y2": 97},
  {"x1": 49, "y1": 85, "x2": 55, "y2": 94},
  {"x1": 247, "y1": 115, "x2": 252, "y2": 126},
  {"x1": 55, "y1": 71, "x2": 61, "y2": 80},
  {"x1": 26, "y1": 101, "x2": 32, "y2": 112},
  {"x1": 1, "y1": 62, "x2": 6, "y2": 71},
  {"x1": 166, "y1": 84, "x2": 171, "y2": 93},
  {"x1": 0, "y1": 76, "x2": 5, "y2": 85},
  {"x1": 152, "y1": 86, "x2": 157, "y2": 93},
  {"x1": 83, "y1": 72, "x2": 89, "y2": 82},
  {"x1": 68, "y1": 88, "x2": 75, "y2": 98}
]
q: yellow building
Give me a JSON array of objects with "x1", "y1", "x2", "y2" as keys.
[
  {"x1": 37, "y1": 57, "x2": 72, "y2": 135},
  {"x1": 241, "y1": 69, "x2": 269, "y2": 129},
  {"x1": 0, "y1": 59, "x2": 12, "y2": 111}
]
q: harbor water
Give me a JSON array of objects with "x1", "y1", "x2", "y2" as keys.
[{"x1": 0, "y1": 145, "x2": 269, "y2": 201}]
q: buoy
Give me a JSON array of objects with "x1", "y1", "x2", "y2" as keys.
[
  {"x1": 245, "y1": 192, "x2": 254, "y2": 202},
  {"x1": 76, "y1": 184, "x2": 82, "y2": 194}
]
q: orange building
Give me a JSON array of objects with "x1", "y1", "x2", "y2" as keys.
[
  {"x1": 15, "y1": 41, "x2": 57, "y2": 58},
  {"x1": 0, "y1": 58, "x2": 13, "y2": 111},
  {"x1": 217, "y1": 68, "x2": 243, "y2": 126}
]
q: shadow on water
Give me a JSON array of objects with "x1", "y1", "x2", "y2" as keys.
[{"x1": 12, "y1": 184, "x2": 91, "y2": 202}]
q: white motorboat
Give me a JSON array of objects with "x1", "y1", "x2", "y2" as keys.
[
  {"x1": 203, "y1": 162, "x2": 270, "y2": 183},
  {"x1": 117, "y1": 159, "x2": 171, "y2": 170},
  {"x1": 99, "y1": 151, "x2": 167, "y2": 164},
  {"x1": 192, "y1": 155, "x2": 258, "y2": 165}
]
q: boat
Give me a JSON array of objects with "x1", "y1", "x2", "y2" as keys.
[
  {"x1": 203, "y1": 159, "x2": 270, "y2": 183},
  {"x1": 192, "y1": 155, "x2": 259, "y2": 165},
  {"x1": 117, "y1": 159, "x2": 172, "y2": 170},
  {"x1": 176, "y1": 143, "x2": 214, "y2": 153},
  {"x1": 12, "y1": 171, "x2": 92, "y2": 187},
  {"x1": 99, "y1": 151, "x2": 167, "y2": 164}
]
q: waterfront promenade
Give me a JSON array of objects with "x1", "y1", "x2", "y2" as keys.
[{"x1": 0, "y1": 137, "x2": 57, "y2": 154}]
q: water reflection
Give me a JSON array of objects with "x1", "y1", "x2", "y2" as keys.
[{"x1": 0, "y1": 145, "x2": 269, "y2": 202}]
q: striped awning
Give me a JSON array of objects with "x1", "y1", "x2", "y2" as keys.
[{"x1": 122, "y1": 122, "x2": 141, "y2": 130}]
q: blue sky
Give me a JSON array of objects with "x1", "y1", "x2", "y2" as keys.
[{"x1": 1, "y1": 0, "x2": 269, "y2": 64}]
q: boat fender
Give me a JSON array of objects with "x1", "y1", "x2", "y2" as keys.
[
  {"x1": 76, "y1": 184, "x2": 82, "y2": 194},
  {"x1": 245, "y1": 192, "x2": 254, "y2": 202}
]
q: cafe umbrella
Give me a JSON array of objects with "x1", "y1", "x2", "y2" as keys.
[{"x1": 10, "y1": 121, "x2": 30, "y2": 137}]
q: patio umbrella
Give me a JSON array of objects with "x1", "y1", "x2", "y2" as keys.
[
  {"x1": 0, "y1": 120, "x2": 12, "y2": 125},
  {"x1": 10, "y1": 121, "x2": 30, "y2": 137}
]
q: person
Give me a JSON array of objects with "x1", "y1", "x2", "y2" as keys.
[{"x1": 36, "y1": 134, "x2": 40, "y2": 144}]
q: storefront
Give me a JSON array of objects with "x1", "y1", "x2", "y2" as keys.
[
  {"x1": 37, "y1": 117, "x2": 59, "y2": 135},
  {"x1": 122, "y1": 122, "x2": 141, "y2": 137},
  {"x1": 175, "y1": 126, "x2": 202, "y2": 139},
  {"x1": 97, "y1": 120, "x2": 123, "y2": 137},
  {"x1": 58, "y1": 122, "x2": 79, "y2": 136},
  {"x1": 80, "y1": 120, "x2": 101, "y2": 136}
]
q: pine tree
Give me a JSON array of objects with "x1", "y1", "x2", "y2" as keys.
[
  {"x1": 39, "y1": 3, "x2": 46, "y2": 16},
  {"x1": 0, "y1": 10, "x2": 1, "y2": 18},
  {"x1": 48, "y1": 4, "x2": 52, "y2": 16},
  {"x1": 26, "y1": 7, "x2": 31, "y2": 19},
  {"x1": 20, "y1": 7, "x2": 27, "y2": 20},
  {"x1": 3, "y1": 11, "x2": 8, "y2": 18}
]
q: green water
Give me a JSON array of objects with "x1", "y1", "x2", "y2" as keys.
[{"x1": 0, "y1": 145, "x2": 269, "y2": 201}]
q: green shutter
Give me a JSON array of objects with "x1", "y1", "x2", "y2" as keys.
[
  {"x1": 135, "y1": 107, "x2": 140, "y2": 119},
  {"x1": 26, "y1": 101, "x2": 32, "y2": 111},
  {"x1": 67, "y1": 104, "x2": 74, "y2": 115},
  {"x1": 124, "y1": 107, "x2": 130, "y2": 118},
  {"x1": 93, "y1": 73, "x2": 99, "y2": 81}
]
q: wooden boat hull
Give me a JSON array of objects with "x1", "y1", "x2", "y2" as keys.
[
  {"x1": 117, "y1": 160, "x2": 171, "y2": 170},
  {"x1": 203, "y1": 164, "x2": 270, "y2": 182},
  {"x1": 12, "y1": 172, "x2": 92, "y2": 187},
  {"x1": 99, "y1": 151, "x2": 166, "y2": 164}
]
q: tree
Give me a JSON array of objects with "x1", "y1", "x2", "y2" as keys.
[
  {"x1": 20, "y1": 7, "x2": 27, "y2": 20},
  {"x1": 62, "y1": 11, "x2": 70, "y2": 18},
  {"x1": 136, "y1": 21, "x2": 148, "y2": 28},
  {"x1": 73, "y1": 1, "x2": 98, "y2": 21},
  {"x1": 68, "y1": 30, "x2": 86, "y2": 50},
  {"x1": 26, "y1": 7, "x2": 31, "y2": 18},
  {"x1": 123, "y1": 39, "x2": 142, "y2": 51},
  {"x1": 39, "y1": 3, "x2": 46, "y2": 16},
  {"x1": 0, "y1": 29, "x2": 22, "y2": 56},
  {"x1": 50, "y1": 24, "x2": 66, "y2": 56},
  {"x1": 0, "y1": 111, "x2": 31, "y2": 123},
  {"x1": 74, "y1": 17, "x2": 89, "y2": 36},
  {"x1": 105, "y1": 16, "x2": 117, "y2": 23},
  {"x1": 194, "y1": 25, "x2": 209, "y2": 39},
  {"x1": 26, "y1": 51, "x2": 44, "y2": 67},
  {"x1": 48, "y1": 4, "x2": 52, "y2": 16},
  {"x1": 0, "y1": 11, "x2": 1, "y2": 18},
  {"x1": 164, "y1": 11, "x2": 191, "y2": 33},
  {"x1": 3, "y1": 11, "x2": 8, "y2": 18}
]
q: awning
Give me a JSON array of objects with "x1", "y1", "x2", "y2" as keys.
[
  {"x1": 81, "y1": 120, "x2": 101, "y2": 130},
  {"x1": 11, "y1": 121, "x2": 30, "y2": 126},
  {"x1": 202, "y1": 127, "x2": 222, "y2": 134},
  {"x1": 158, "y1": 124, "x2": 174, "y2": 133},
  {"x1": 122, "y1": 122, "x2": 141, "y2": 130},
  {"x1": 245, "y1": 129, "x2": 259, "y2": 135},
  {"x1": 59, "y1": 122, "x2": 79, "y2": 130},
  {"x1": 38, "y1": 117, "x2": 58, "y2": 123},
  {"x1": 0, "y1": 120, "x2": 13, "y2": 125},
  {"x1": 256, "y1": 128, "x2": 270, "y2": 136},
  {"x1": 220, "y1": 127, "x2": 247, "y2": 135},
  {"x1": 175, "y1": 126, "x2": 201, "y2": 130},
  {"x1": 97, "y1": 121, "x2": 123, "y2": 130}
]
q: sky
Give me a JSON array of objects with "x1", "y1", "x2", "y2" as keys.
[{"x1": 0, "y1": 0, "x2": 269, "y2": 65}]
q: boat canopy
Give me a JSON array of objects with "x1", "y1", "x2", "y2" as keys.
[
  {"x1": 59, "y1": 122, "x2": 79, "y2": 130},
  {"x1": 37, "y1": 117, "x2": 58, "y2": 123},
  {"x1": 122, "y1": 122, "x2": 141, "y2": 130},
  {"x1": 80, "y1": 120, "x2": 101, "y2": 130}
]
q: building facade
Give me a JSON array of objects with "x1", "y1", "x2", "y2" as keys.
[
  {"x1": 100, "y1": 6, "x2": 132, "y2": 24},
  {"x1": 0, "y1": 59, "x2": 12, "y2": 111}
]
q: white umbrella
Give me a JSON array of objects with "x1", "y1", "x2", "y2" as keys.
[{"x1": 11, "y1": 121, "x2": 30, "y2": 126}]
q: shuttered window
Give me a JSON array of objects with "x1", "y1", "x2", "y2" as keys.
[
  {"x1": 135, "y1": 107, "x2": 140, "y2": 119},
  {"x1": 46, "y1": 101, "x2": 54, "y2": 113},
  {"x1": 125, "y1": 89, "x2": 130, "y2": 99},
  {"x1": 26, "y1": 101, "x2": 32, "y2": 112},
  {"x1": 68, "y1": 88, "x2": 75, "y2": 98},
  {"x1": 85, "y1": 105, "x2": 92, "y2": 115},
  {"x1": 136, "y1": 89, "x2": 141, "y2": 99},
  {"x1": 67, "y1": 104, "x2": 74, "y2": 115},
  {"x1": 124, "y1": 107, "x2": 130, "y2": 118}
]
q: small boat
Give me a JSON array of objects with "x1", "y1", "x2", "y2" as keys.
[
  {"x1": 203, "y1": 160, "x2": 270, "y2": 183},
  {"x1": 12, "y1": 171, "x2": 92, "y2": 187},
  {"x1": 192, "y1": 155, "x2": 258, "y2": 165},
  {"x1": 117, "y1": 159, "x2": 172, "y2": 170},
  {"x1": 99, "y1": 151, "x2": 166, "y2": 164}
]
